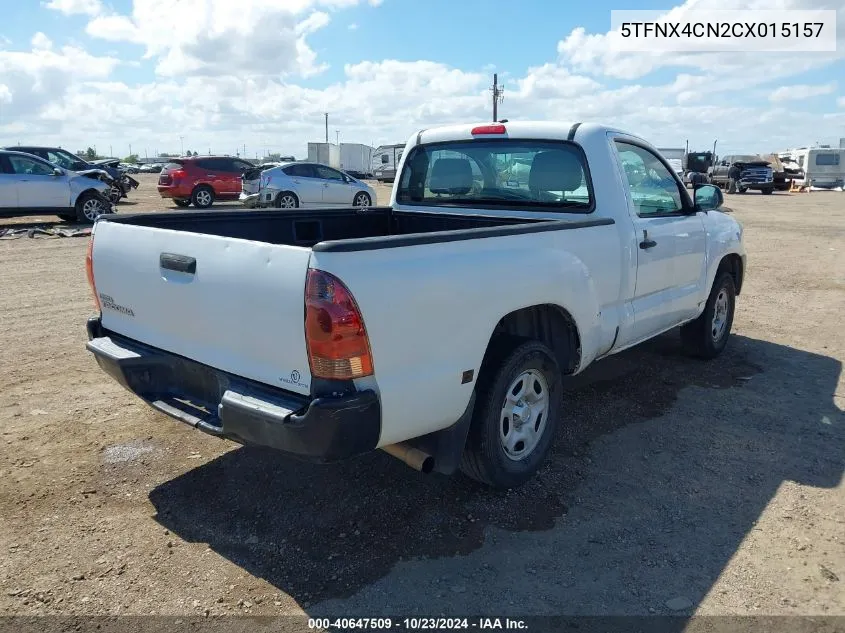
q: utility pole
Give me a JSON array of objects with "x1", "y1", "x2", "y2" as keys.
[
  {"x1": 713, "y1": 139, "x2": 718, "y2": 160},
  {"x1": 243, "y1": 143, "x2": 246, "y2": 157},
  {"x1": 129, "y1": 143, "x2": 132, "y2": 157},
  {"x1": 324, "y1": 113, "x2": 329, "y2": 143},
  {"x1": 179, "y1": 136, "x2": 184, "y2": 156},
  {"x1": 336, "y1": 130, "x2": 340, "y2": 145},
  {"x1": 491, "y1": 73, "x2": 504, "y2": 122},
  {"x1": 109, "y1": 144, "x2": 113, "y2": 158}
]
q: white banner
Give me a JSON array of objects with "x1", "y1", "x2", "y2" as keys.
[{"x1": 609, "y1": 9, "x2": 837, "y2": 52}]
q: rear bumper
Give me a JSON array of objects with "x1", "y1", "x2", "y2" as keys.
[
  {"x1": 85, "y1": 317, "x2": 381, "y2": 462},
  {"x1": 239, "y1": 192, "x2": 260, "y2": 208},
  {"x1": 157, "y1": 185, "x2": 191, "y2": 199}
]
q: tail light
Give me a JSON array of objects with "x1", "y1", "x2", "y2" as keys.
[
  {"x1": 85, "y1": 236, "x2": 101, "y2": 312},
  {"x1": 304, "y1": 269, "x2": 373, "y2": 380},
  {"x1": 170, "y1": 169, "x2": 186, "y2": 182}
]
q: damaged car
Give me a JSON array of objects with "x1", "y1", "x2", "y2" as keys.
[{"x1": 2, "y1": 146, "x2": 137, "y2": 204}]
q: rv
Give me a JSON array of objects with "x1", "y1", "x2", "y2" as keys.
[
  {"x1": 778, "y1": 146, "x2": 845, "y2": 189},
  {"x1": 372, "y1": 144, "x2": 405, "y2": 182},
  {"x1": 657, "y1": 147, "x2": 686, "y2": 179}
]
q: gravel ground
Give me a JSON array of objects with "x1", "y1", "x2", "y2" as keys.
[{"x1": 0, "y1": 176, "x2": 842, "y2": 622}]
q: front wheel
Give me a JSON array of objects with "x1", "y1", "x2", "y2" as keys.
[
  {"x1": 75, "y1": 191, "x2": 110, "y2": 223},
  {"x1": 460, "y1": 339, "x2": 562, "y2": 489},
  {"x1": 680, "y1": 272, "x2": 736, "y2": 359}
]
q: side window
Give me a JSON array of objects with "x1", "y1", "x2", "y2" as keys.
[
  {"x1": 8, "y1": 156, "x2": 55, "y2": 176},
  {"x1": 315, "y1": 165, "x2": 344, "y2": 181},
  {"x1": 614, "y1": 141, "x2": 684, "y2": 217},
  {"x1": 381, "y1": 154, "x2": 389, "y2": 164},
  {"x1": 798, "y1": 155, "x2": 805, "y2": 167},
  {"x1": 815, "y1": 153, "x2": 840, "y2": 166},
  {"x1": 299, "y1": 164, "x2": 318, "y2": 178},
  {"x1": 0, "y1": 156, "x2": 12, "y2": 174},
  {"x1": 46, "y1": 151, "x2": 76, "y2": 169},
  {"x1": 232, "y1": 160, "x2": 253, "y2": 172},
  {"x1": 211, "y1": 158, "x2": 235, "y2": 172},
  {"x1": 194, "y1": 158, "x2": 214, "y2": 170}
]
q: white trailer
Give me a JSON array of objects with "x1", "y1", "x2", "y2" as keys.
[
  {"x1": 657, "y1": 147, "x2": 686, "y2": 179},
  {"x1": 339, "y1": 143, "x2": 373, "y2": 178},
  {"x1": 778, "y1": 146, "x2": 845, "y2": 189},
  {"x1": 371, "y1": 144, "x2": 405, "y2": 182},
  {"x1": 307, "y1": 142, "x2": 340, "y2": 169}
]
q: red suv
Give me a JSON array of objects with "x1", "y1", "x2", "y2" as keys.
[{"x1": 157, "y1": 156, "x2": 255, "y2": 208}]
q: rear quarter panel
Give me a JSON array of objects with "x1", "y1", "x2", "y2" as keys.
[{"x1": 310, "y1": 224, "x2": 623, "y2": 446}]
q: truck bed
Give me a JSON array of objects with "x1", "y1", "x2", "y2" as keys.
[{"x1": 102, "y1": 207, "x2": 613, "y2": 252}]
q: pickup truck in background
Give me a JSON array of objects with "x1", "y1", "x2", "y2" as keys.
[
  {"x1": 708, "y1": 155, "x2": 775, "y2": 194},
  {"x1": 85, "y1": 121, "x2": 746, "y2": 489}
]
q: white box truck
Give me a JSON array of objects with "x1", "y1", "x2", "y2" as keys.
[
  {"x1": 307, "y1": 142, "x2": 340, "y2": 169},
  {"x1": 339, "y1": 143, "x2": 374, "y2": 178}
]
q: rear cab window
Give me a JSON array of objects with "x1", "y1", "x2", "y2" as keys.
[{"x1": 395, "y1": 140, "x2": 593, "y2": 213}]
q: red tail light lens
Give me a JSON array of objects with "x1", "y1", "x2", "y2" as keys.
[
  {"x1": 305, "y1": 269, "x2": 373, "y2": 380},
  {"x1": 85, "y1": 237, "x2": 101, "y2": 312},
  {"x1": 471, "y1": 124, "x2": 506, "y2": 135},
  {"x1": 170, "y1": 169, "x2": 186, "y2": 181}
]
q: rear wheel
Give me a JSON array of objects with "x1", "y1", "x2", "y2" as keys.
[
  {"x1": 354, "y1": 192, "x2": 371, "y2": 208},
  {"x1": 460, "y1": 339, "x2": 562, "y2": 489},
  {"x1": 681, "y1": 272, "x2": 736, "y2": 359},
  {"x1": 173, "y1": 199, "x2": 191, "y2": 207},
  {"x1": 75, "y1": 191, "x2": 109, "y2": 223},
  {"x1": 275, "y1": 192, "x2": 299, "y2": 209},
  {"x1": 761, "y1": 187, "x2": 773, "y2": 195},
  {"x1": 191, "y1": 185, "x2": 214, "y2": 208}
]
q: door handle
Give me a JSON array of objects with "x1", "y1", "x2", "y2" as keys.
[
  {"x1": 639, "y1": 230, "x2": 657, "y2": 250},
  {"x1": 160, "y1": 252, "x2": 197, "y2": 274},
  {"x1": 206, "y1": 174, "x2": 216, "y2": 178}
]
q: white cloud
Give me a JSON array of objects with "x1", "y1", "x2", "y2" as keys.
[
  {"x1": 31, "y1": 32, "x2": 53, "y2": 50},
  {"x1": 85, "y1": 0, "x2": 380, "y2": 79},
  {"x1": 838, "y1": 96, "x2": 845, "y2": 107},
  {"x1": 769, "y1": 82, "x2": 837, "y2": 101},
  {"x1": 43, "y1": 0, "x2": 102, "y2": 16},
  {"x1": 348, "y1": 22, "x2": 359, "y2": 30}
]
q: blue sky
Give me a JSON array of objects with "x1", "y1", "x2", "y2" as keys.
[{"x1": 1, "y1": 0, "x2": 843, "y2": 158}]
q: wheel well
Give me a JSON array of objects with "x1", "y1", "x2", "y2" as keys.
[
  {"x1": 76, "y1": 188, "x2": 102, "y2": 203},
  {"x1": 716, "y1": 254, "x2": 744, "y2": 295},
  {"x1": 193, "y1": 184, "x2": 213, "y2": 192},
  {"x1": 486, "y1": 304, "x2": 581, "y2": 375}
]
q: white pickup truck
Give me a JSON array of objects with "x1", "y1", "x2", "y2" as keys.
[{"x1": 85, "y1": 121, "x2": 746, "y2": 489}]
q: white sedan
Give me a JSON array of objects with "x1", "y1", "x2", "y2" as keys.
[{"x1": 240, "y1": 161, "x2": 376, "y2": 209}]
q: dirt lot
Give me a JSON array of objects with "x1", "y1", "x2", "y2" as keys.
[{"x1": 0, "y1": 175, "x2": 843, "y2": 621}]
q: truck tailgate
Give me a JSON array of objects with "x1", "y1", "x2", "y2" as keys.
[{"x1": 91, "y1": 220, "x2": 313, "y2": 396}]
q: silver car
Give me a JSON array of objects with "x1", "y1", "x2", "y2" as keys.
[
  {"x1": 240, "y1": 161, "x2": 376, "y2": 209},
  {"x1": 0, "y1": 150, "x2": 114, "y2": 223}
]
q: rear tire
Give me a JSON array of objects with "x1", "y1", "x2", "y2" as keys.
[
  {"x1": 460, "y1": 339, "x2": 562, "y2": 489},
  {"x1": 354, "y1": 192, "x2": 371, "y2": 208},
  {"x1": 275, "y1": 191, "x2": 299, "y2": 209},
  {"x1": 173, "y1": 199, "x2": 191, "y2": 207},
  {"x1": 761, "y1": 187, "x2": 773, "y2": 195},
  {"x1": 191, "y1": 185, "x2": 214, "y2": 208},
  {"x1": 680, "y1": 272, "x2": 736, "y2": 359},
  {"x1": 75, "y1": 191, "x2": 109, "y2": 224}
]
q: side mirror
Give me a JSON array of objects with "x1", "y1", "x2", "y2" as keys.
[
  {"x1": 694, "y1": 184, "x2": 723, "y2": 212},
  {"x1": 52, "y1": 168, "x2": 63, "y2": 176}
]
